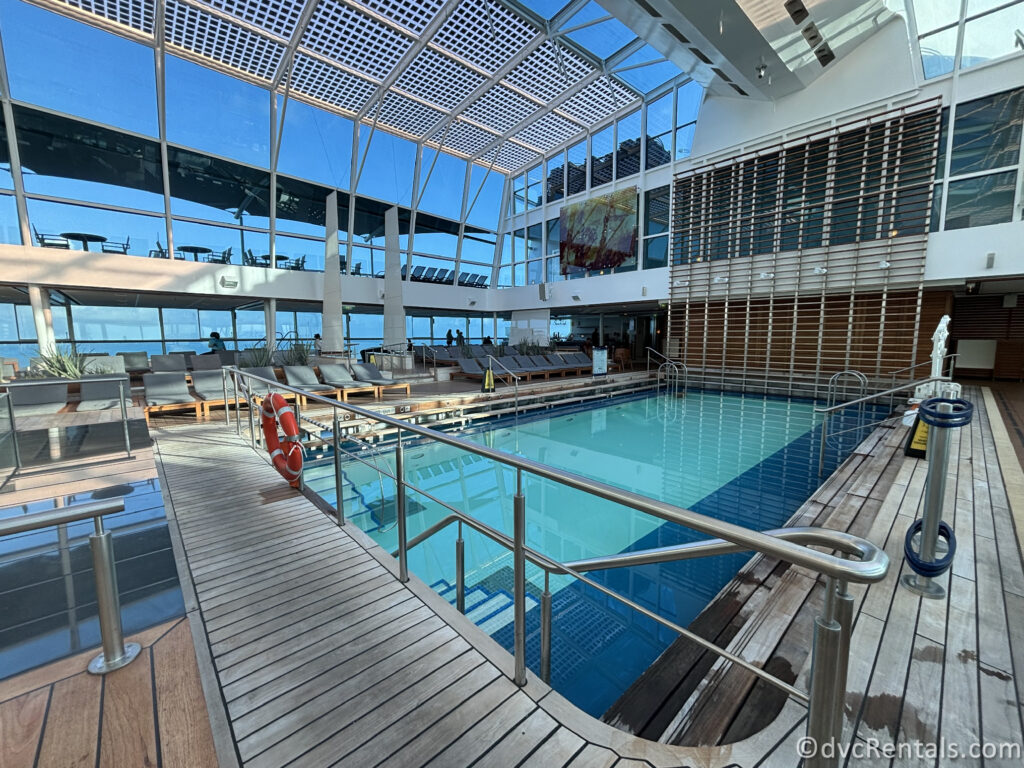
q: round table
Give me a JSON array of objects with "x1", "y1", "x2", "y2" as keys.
[
  {"x1": 178, "y1": 245, "x2": 212, "y2": 262},
  {"x1": 60, "y1": 232, "x2": 107, "y2": 251},
  {"x1": 259, "y1": 254, "x2": 289, "y2": 268}
]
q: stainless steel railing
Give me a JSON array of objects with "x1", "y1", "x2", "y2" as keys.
[
  {"x1": 224, "y1": 366, "x2": 890, "y2": 765},
  {"x1": 1, "y1": 376, "x2": 134, "y2": 464},
  {"x1": 814, "y1": 375, "x2": 950, "y2": 476},
  {"x1": 486, "y1": 355, "x2": 520, "y2": 415},
  {"x1": 0, "y1": 498, "x2": 138, "y2": 674}
]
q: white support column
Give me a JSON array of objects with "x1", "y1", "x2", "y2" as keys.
[
  {"x1": 382, "y1": 206, "x2": 406, "y2": 350},
  {"x1": 264, "y1": 298, "x2": 277, "y2": 349},
  {"x1": 27, "y1": 285, "x2": 55, "y2": 354},
  {"x1": 322, "y1": 190, "x2": 344, "y2": 354}
]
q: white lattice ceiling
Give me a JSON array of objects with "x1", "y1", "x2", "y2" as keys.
[{"x1": 42, "y1": 0, "x2": 693, "y2": 173}]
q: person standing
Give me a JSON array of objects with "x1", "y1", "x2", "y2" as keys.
[
  {"x1": 456, "y1": 330, "x2": 465, "y2": 346},
  {"x1": 446, "y1": 328, "x2": 454, "y2": 346},
  {"x1": 313, "y1": 333, "x2": 323, "y2": 355}
]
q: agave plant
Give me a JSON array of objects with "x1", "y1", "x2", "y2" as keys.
[
  {"x1": 241, "y1": 341, "x2": 276, "y2": 367},
  {"x1": 284, "y1": 340, "x2": 312, "y2": 366},
  {"x1": 30, "y1": 345, "x2": 90, "y2": 379}
]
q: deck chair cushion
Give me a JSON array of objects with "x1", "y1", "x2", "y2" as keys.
[
  {"x1": 283, "y1": 366, "x2": 336, "y2": 392},
  {"x1": 190, "y1": 370, "x2": 227, "y2": 399},
  {"x1": 192, "y1": 354, "x2": 223, "y2": 371},
  {"x1": 318, "y1": 363, "x2": 359, "y2": 387},
  {"x1": 117, "y1": 351, "x2": 150, "y2": 371},
  {"x1": 150, "y1": 354, "x2": 187, "y2": 373},
  {"x1": 143, "y1": 373, "x2": 194, "y2": 405},
  {"x1": 350, "y1": 362, "x2": 393, "y2": 385},
  {"x1": 240, "y1": 367, "x2": 280, "y2": 394}
]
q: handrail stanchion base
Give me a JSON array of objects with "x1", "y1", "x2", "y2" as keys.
[{"x1": 88, "y1": 518, "x2": 141, "y2": 675}]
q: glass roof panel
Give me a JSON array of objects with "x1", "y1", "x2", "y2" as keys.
[
  {"x1": 199, "y1": 0, "x2": 305, "y2": 38},
  {"x1": 516, "y1": 0, "x2": 569, "y2": 21},
  {"x1": 562, "y1": 1, "x2": 609, "y2": 30},
  {"x1": 567, "y1": 18, "x2": 636, "y2": 60},
  {"x1": 616, "y1": 60, "x2": 683, "y2": 93}
]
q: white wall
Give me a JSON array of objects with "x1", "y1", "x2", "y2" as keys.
[{"x1": 924, "y1": 221, "x2": 1024, "y2": 284}]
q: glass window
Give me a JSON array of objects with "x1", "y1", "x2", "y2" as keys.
[
  {"x1": 961, "y1": 4, "x2": 1024, "y2": 71},
  {"x1": 500, "y1": 233, "x2": 513, "y2": 265},
  {"x1": 415, "y1": 215, "x2": 459, "y2": 258},
  {"x1": 27, "y1": 199, "x2": 162, "y2": 257},
  {"x1": 919, "y1": 27, "x2": 957, "y2": 79},
  {"x1": 461, "y1": 230, "x2": 496, "y2": 265},
  {"x1": 72, "y1": 306, "x2": 161, "y2": 340},
  {"x1": 0, "y1": 0, "x2": 157, "y2": 136},
  {"x1": 565, "y1": 12, "x2": 636, "y2": 58},
  {"x1": 944, "y1": 170, "x2": 1017, "y2": 230},
  {"x1": 276, "y1": 234, "x2": 324, "y2": 272},
  {"x1": 645, "y1": 186, "x2": 670, "y2": 236},
  {"x1": 567, "y1": 140, "x2": 587, "y2": 195},
  {"x1": 0, "y1": 195, "x2": 20, "y2": 244},
  {"x1": 526, "y1": 224, "x2": 542, "y2": 261},
  {"x1": 351, "y1": 197, "x2": 410, "y2": 251},
  {"x1": 276, "y1": 175, "x2": 329, "y2": 237},
  {"x1": 466, "y1": 166, "x2": 505, "y2": 230},
  {"x1": 930, "y1": 183, "x2": 944, "y2": 232},
  {"x1": 172, "y1": 219, "x2": 269, "y2": 265},
  {"x1": 591, "y1": 125, "x2": 613, "y2": 186},
  {"x1": 512, "y1": 173, "x2": 526, "y2": 215},
  {"x1": 913, "y1": 0, "x2": 961, "y2": 33},
  {"x1": 168, "y1": 147, "x2": 271, "y2": 227},
  {"x1": 199, "y1": 310, "x2": 233, "y2": 340},
  {"x1": 277, "y1": 98, "x2": 352, "y2": 190},
  {"x1": 0, "y1": 110, "x2": 12, "y2": 190},
  {"x1": 616, "y1": 110, "x2": 642, "y2": 179},
  {"x1": 646, "y1": 92, "x2": 672, "y2": 170},
  {"x1": 949, "y1": 90, "x2": 1024, "y2": 176},
  {"x1": 546, "y1": 257, "x2": 561, "y2": 282},
  {"x1": 512, "y1": 228, "x2": 525, "y2": 261},
  {"x1": 15, "y1": 106, "x2": 164, "y2": 212},
  {"x1": 13, "y1": 303, "x2": 69, "y2": 340},
  {"x1": 526, "y1": 164, "x2": 543, "y2": 209},
  {"x1": 513, "y1": 262, "x2": 525, "y2": 286},
  {"x1": 418, "y1": 149, "x2": 467, "y2": 220},
  {"x1": 236, "y1": 310, "x2": 265, "y2": 340},
  {"x1": 643, "y1": 235, "x2": 668, "y2": 269},
  {"x1": 546, "y1": 153, "x2": 565, "y2": 203},
  {"x1": 166, "y1": 56, "x2": 269, "y2": 167},
  {"x1": 527, "y1": 260, "x2": 543, "y2": 285},
  {"x1": 356, "y1": 130, "x2": 416, "y2": 206},
  {"x1": 545, "y1": 217, "x2": 559, "y2": 256},
  {"x1": 498, "y1": 265, "x2": 512, "y2": 287},
  {"x1": 162, "y1": 308, "x2": 200, "y2": 340},
  {"x1": 677, "y1": 81, "x2": 703, "y2": 125},
  {"x1": 675, "y1": 122, "x2": 696, "y2": 160}
]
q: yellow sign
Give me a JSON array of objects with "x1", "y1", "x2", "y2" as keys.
[
  {"x1": 905, "y1": 416, "x2": 929, "y2": 458},
  {"x1": 482, "y1": 367, "x2": 495, "y2": 393}
]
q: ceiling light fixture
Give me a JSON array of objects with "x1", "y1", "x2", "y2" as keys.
[{"x1": 814, "y1": 266, "x2": 827, "y2": 275}]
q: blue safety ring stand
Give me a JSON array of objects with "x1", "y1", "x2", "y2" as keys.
[
  {"x1": 917, "y1": 398, "x2": 973, "y2": 428},
  {"x1": 904, "y1": 519, "x2": 956, "y2": 578}
]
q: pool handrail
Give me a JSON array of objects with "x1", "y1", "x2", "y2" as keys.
[
  {"x1": 486, "y1": 355, "x2": 520, "y2": 414},
  {"x1": 0, "y1": 498, "x2": 140, "y2": 675},
  {"x1": 224, "y1": 365, "x2": 891, "y2": 766},
  {"x1": 814, "y1": 374, "x2": 950, "y2": 476}
]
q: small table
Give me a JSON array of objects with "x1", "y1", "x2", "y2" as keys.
[
  {"x1": 178, "y1": 245, "x2": 212, "y2": 262},
  {"x1": 259, "y1": 254, "x2": 289, "y2": 268},
  {"x1": 60, "y1": 232, "x2": 107, "y2": 251}
]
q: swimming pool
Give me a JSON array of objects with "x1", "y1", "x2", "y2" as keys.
[{"x1": 305, "y1": 390, "x2": 883, "y2": 716}]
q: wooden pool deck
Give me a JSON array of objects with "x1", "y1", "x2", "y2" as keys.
[{"x1": 3, "y1": 381, "x2": 1023, "y2": 766}]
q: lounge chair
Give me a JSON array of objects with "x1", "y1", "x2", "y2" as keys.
[
  {"x1": 7, "y1": 379, "x2": 69, "y2": 417},
  {"x1": 452, "y1": 357, "x2": 487, "y2": 381},
  {"x1": 511, "y1": 356, "x2": 553, "y2": 379},
  {"x1": 82, "y1": 355, "x2": 127, "y2": 375},
  {"x1": 283, "y1": 366, "x2": 342, "y2": 406},
  {"x1": 142, "y1": 373, "x2": 201, "y2": 424},
  {"x1": 77, "y1": 375, "x2": 130, "y2": 411},
  {"x1": 350, "y1": 362, "x2": 411, "y2": 397},
  {"x1": 117, "y1": 351, "x2": 150, "y2": 372},
  {"x1": 495, "y1": 356, "x2": 531, "y2": 378},
  {"x1": 191, "y1": 354, "x2": 223, "y2": 371},
  {"x1": 150, "y1": 354, "x2": 187, "y2": 373},
  {"x1": 216, "y1": 349, "x2": 240, "y2": 366},
  {"x1": 529, "y1": 355, "x2": 568, "y2": 375},
  {"x1": 317, "y1": 364, "x2": 378, "y2": 400},
  {"x1": 545, "y1": 353, "x2": 585, "y2": 375},
  {"x1": 240, "y1": 367, "x2": 282, "y2": 396},
  {"x1": 190, "y1": 370, "x2": 231, "y2": 416}
]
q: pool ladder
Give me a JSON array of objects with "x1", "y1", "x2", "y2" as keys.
[{"x1": 822, "y1": 370, "x2": 867, "y2": 449}]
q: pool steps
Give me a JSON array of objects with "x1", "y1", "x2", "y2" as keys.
[{"x1": 431, "y1": 577, "x2": 539, "y2": 637}]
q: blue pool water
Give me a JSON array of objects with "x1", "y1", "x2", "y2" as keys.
[{"x1": 305, "y1": 390, "x2": 884, "y2": 716}]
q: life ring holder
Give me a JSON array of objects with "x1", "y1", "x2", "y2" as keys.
[{"x1": 261, "y1": 392, "x2": 303, "y2": 487}]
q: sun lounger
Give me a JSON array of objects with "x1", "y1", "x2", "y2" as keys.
[
  {"x1": 77, "y1": 375, "x2": 130, "y2": 411},
  {"x1": 317, "y1": 364, "x2": 378, "y2": 400},
  {"x1": 350, "y1": 362, "x2": 412, "y2": 397},
  {"x1": 150, "y1": 354, "x2": 187, "y2": 373},
  {"x1": 191, "y1": 354, "x2": 223, "y2": 371},
  {"x1": 189, "y1": 370, "x2": 232, "y2": 416},
  {"x1": 7, "y1": 379, "x2": 69, "y2": 418},
  {"x1": 142, "y1": 373, "x2": 201, "y2": 424},
  {"x1": 117, "y1": 351, "x2": 150, "y2": 372},
  {"x1": 283, "y1": 366, "x2": 342, "y2": 406}
]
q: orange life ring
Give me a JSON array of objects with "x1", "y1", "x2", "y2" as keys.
[{"x1": 261, "y1": 393, "x2": 303, "y2": 487}]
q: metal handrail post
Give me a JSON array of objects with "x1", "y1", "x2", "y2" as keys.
[
  {"x1": 513, "y1": 467, "x2": 527, "y2": 687},
  {"x1": 88, "y1": 517, "x2": 141, "y2": 674},
  {"x1": 293, "y1": 397, "x2": 304, "y2": 491},
  {"x1": 395, "y1": 429, "x2": 408, "y2": 583},
  {"x1": 332, "y1": 411, "x2": 345, "y2": 525},
  {"x1": 221, "y1": 368, "x2": 230, "y2": 426},
  {"x1": 540, "y1": 570, "x2": 552, "y2": 684},
  {"x1": 456, "y1": 521, "x2": 465, "y2": 614},
  {"x1": 247, "y1": 389, "x2": 256, "y2": 449},
  {"x1": 117, "y1": 380, "x2": 132, "y2": 458},
  {"x1": 5, "y1": 394, "x2": 20, "y2": 470},
  {"x1": 806, "y1": 576, "x2": 842, "y2": 767},
  {"x1": 832, "y1": 578, "x2": 854, "y2": 739},
  {"x1": 818, "y1": 419, "x2": 828, "y2": 477},
  {"x1": 232, "y1": 372, "x2": 241, "y2": 436}
]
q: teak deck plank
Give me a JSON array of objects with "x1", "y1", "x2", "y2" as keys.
[
  {"x1": 97, "y1": 649, "x2": 158, "y2": 768},
  {"x1": 35, "y1": 673, "x2": 101, "y2": 768},
  {"x1": 0, "y1": 688, "x2": 48, "y2": 768}
]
